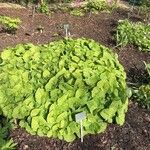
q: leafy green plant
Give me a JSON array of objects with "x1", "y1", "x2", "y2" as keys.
[
  {"x1": 86, "y1": 0, "x2": 107, "y2": 13},
  {"x1": 85, "y1": 0, "x2": 117, "y2": 14},
  {"x1": 0, "y1": 16, "x2": 21, "y2": 34},
  {"x1": 0, "y1": 118, "x2": 16, "y2": 150},
  {"x1": 70, "y1": 8, "x2": 85, "y2": 16},
  {"x1": 133, "y1": 84, "x2": 150, "y2": 109},
  {"x1": 38, "y1": 2, "x2": 50, "y2": 15},
  {"x1": 138, "y1": 1, "x2": 150, "y2": 22},
  {"x1": 0, "y1": 38, "x2": 128, "y2": 142},
  {"x1": 116, "y1": 19, "x2": 150, "y2": 51},
  {"x1": 132, "y1": 63, "x2": 150, "y2": 109}
]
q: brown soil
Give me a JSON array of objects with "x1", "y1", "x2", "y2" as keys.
[
  {"x1": 0, "y1": 6, "x2": 150, "y2": 150},
  {"x1": 10, "y1": 102, "x2": 150, "y2": 150}
]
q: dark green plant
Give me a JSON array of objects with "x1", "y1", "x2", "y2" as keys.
[
  {"x1": 116, "y1": 19, "x2": 150, "y2": 51},
  {"x1": 0, "y1": 38, "x2": 128, "y2": 142},
  {"x1": 133, "y1": 85, "x2": 150, "y2": 109},
  {"x1": 0, "y1": 118, "x2": 16, "y2": 150},
  {"x1": 85, "y1": 0, "x2": 117, "y2": 14},
  {"x1": 132, "y1": 63, "x2": 150, "y2": 109},
  {"x1": 38, "y1": 2, "x2": 50, "y2": 15},
  {"x1": 138, "y1": 3, "x2": 150, "y2": 22},
  {"x1": 0, "y1": 16, "x2": 21, "y2": 34}
]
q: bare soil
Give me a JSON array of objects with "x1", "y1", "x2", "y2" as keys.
[{"x1": 0, "y1": 6, "x2": 150, "y2": 150}]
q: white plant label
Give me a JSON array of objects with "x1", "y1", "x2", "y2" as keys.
[
  {"x1": 64, "y1": 24, "x2": 69, "y2": 38},
  {"x1": 75, "y1": 112, "x2": 86, "y2": 142}
]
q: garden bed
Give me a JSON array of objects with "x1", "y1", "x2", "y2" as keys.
[{"x1": 0, "y1": 5, "x2": 150, "y2": 150}]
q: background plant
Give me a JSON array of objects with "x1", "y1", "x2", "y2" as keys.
[
  {"x1": 0, "y1": 38, "x2": 128, "y2": 142},
  {"x1": 0, "y1": 16, "x2": 21, "y2": 34},
  {"x1": 70, "y1": 8, "x2": 85, "y2": 16},
  {"x1": 37, "y1": 2, "x2": 50, "y2": 15},
  {"x1": 116, "y1": 19, "x2": 150, "y2": 52},
  {"x1": 132, "y1": 63, "x2": 150, "y2": 109},
  {"x1": 85, "y1": 0, "x2": 117, "y2": 14},
  {"x1": 138, "y1": 0, "x2": 150, "y2": 22},
  {"x1": 0, "y1": 117, "x2": 16, "y2": 150}
]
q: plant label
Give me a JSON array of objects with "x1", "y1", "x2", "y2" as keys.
[
  {"x1": 75, "y1": 112, "x2": 86, "y2": 122},
  {"x1": 75, "y1": 112, "x2": 86, "y2": 142},
  {"x1": 64, "y1": 24, "x2": 69, "y2": 30},
  {"x1": 64, "y1": 24, "x2": 70, "y2": 38}
]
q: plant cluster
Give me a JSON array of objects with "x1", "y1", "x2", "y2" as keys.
[
  {"x1": 116, "y1": 19, "x2": 150, "y2": 52},
  {"x1": 0, "y1": 16, "x2": 21, "y2": 34},
  {"x1": 70, "y1": 8, "x2": 85, "y2": 16},
  {"x1": 0, "y1": 118, "x2": 16, "y2": 150},
  {"x1": 138, "y1": 0, "x2": 150, "y2": 22},
  {"x1": 37, "y1": 2, "x2": 50, "y2": 15},
  {"x1": 133, "y1": 84, "x2": 150, "y2": 109},
  {"x1": 132, "y1": 63, "x2": 150, "y2": 109},
  {"x1": 86, "y1": 0, "x2": 117, "y2": 14},
  {"x1": 0, "y1": 38, "x2": 128, "y2": 142}
]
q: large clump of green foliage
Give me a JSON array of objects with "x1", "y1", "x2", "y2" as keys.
[
  {"x1": 0, "y1": 118, "x2": 16, "y2": 150},
  {"x1": 116, "y1": 19, "x2": 150, "y2": 52},
  {"x1": 0, "y1": 16, "x2": 21, "y2": 34},
  {"x1": 0, "y1": 38, "x2": 128, "y2": 142}
]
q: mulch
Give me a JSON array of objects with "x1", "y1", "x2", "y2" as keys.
[{"x1": 0, "y1": 6, "x2": 150, "y2": 150}]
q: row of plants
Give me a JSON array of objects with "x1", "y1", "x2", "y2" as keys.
[
  {"x1": 0, "y1": 38, "x2": 129, "y2": 142},
  {"x1": 116, "y1": 19, "x2": 150, "y2": 52},
  {"x1": 116, "y1": 18, "x2": 150, "y2": 109}
]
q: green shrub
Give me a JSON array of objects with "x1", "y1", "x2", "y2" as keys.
[
  {"x1": 0, "y1": 38, "x2": 128, "y2": 142},
  {"x1": 116, "y1": 19, "x2": 150, "y2": 51},
  {"x1": 0, "y1": 16, "x2": 21, "y2": 34}
]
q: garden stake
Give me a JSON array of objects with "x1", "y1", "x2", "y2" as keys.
[
  {"x1": 64, "y1": 24, "x2": 69, "y2": 38},
  {"x1": 80, "y1": 120, "x2": 83, "y2": 142},
  {"x1": 75, "y1": 112, "x2": 86, "y2": 143}
]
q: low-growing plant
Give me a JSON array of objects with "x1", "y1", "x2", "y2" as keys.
[
  {"x1": 0, "y1": 118, "x2": 16, "y2": 150},
  {"x1": 133, "y1": 85, "x2": 150, "y2": 109},
  {"x1": 0, "y1": 38, "x2": 128, "y2": 142},
  {"x1": 132, "y1": 63, "x2": 150, "y2": 109},
  {"x1": 0, "y1": 16, "x2": 21, "y2": 34},
  {"x1": 86, "y1": 0, "x2": 107, "y2": 13},
  {"x1": 70, "y1": 8, "x2": 85, "y2": 16},
  {"x1": 85, "y1": 0, "x2": 117, "y2": 14},
  {"x1": 38, "y1": 2, "x2": 50, "y2": 15},
  {"x1": 138, "y1": 2, "x2": 150, "y2": 22},
  {"x1": 116, "y1": 19, "x2": 150, "y2": 51}
]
